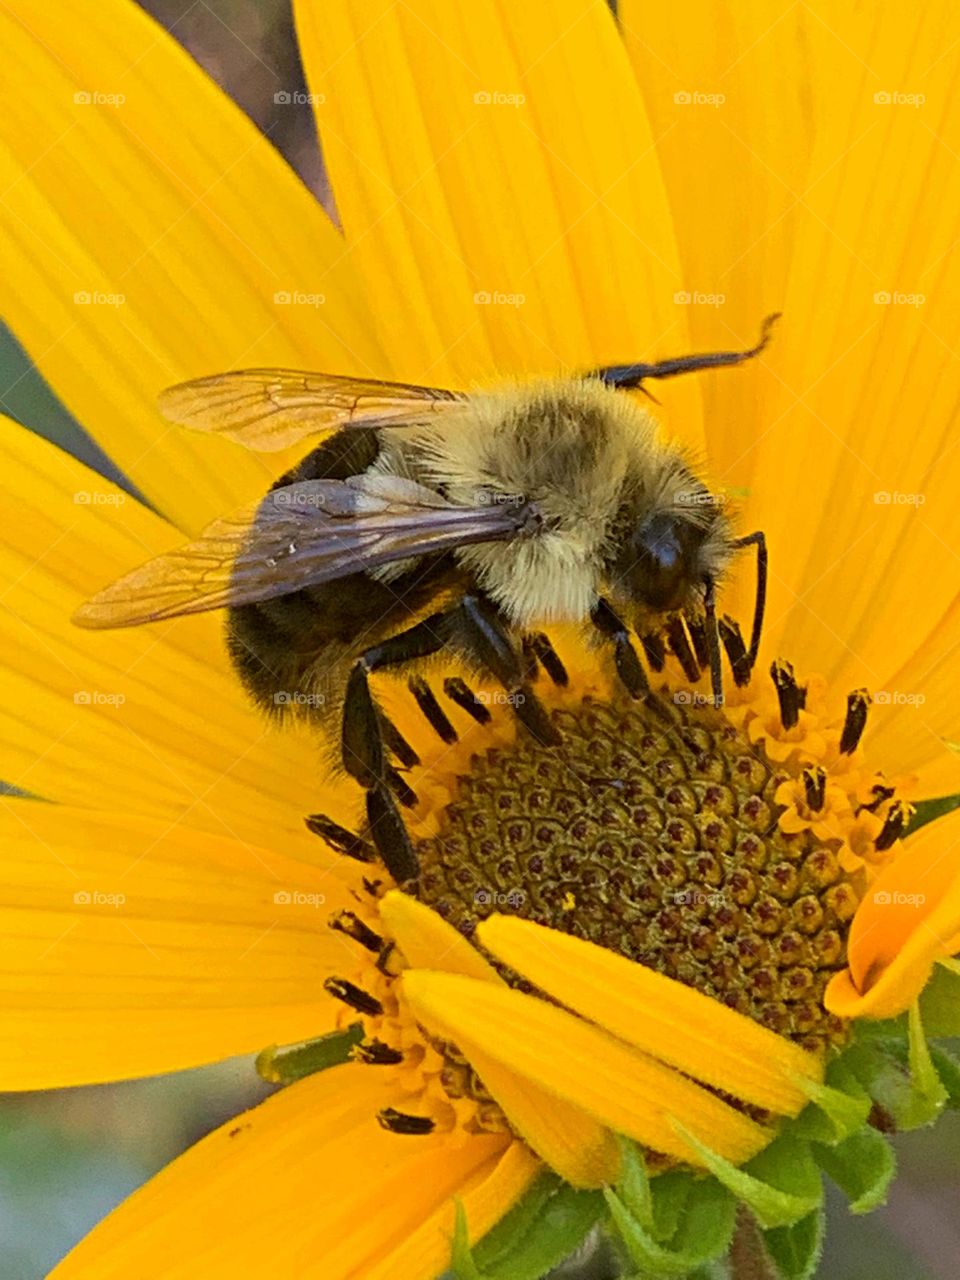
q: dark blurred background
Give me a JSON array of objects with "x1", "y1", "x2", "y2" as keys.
[{"x1": 2, "y1": 3, "x2": 959, "y2": 1276}]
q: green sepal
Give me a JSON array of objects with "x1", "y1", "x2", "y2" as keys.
[
  {"x1": 762, "y1": 1208, "x2": 825, "y2": 1280},
  {"x1": 918, "y1": 961, "x2": 960, "y2": 1037},
  {"x1": 791, "y1": 1059, "x2": 871, "y2": 1145},
  {"x1": 614, "y1": 1138, "x2": 654, "y2": 1231},
  {"x1": 673, "y1": 1128, "x2": 822, "y2": 1229},
  {"x1": 907, "y1": 792, "x2": 960, "y2": 835},
  {"x1": 255, "y1": 1024, "x2": 362, "y2": 1085},
  {"x1": 813, "y1": 1126, "x2": 896, "y2": 1214},
  {"x1": 604, "y1": 1175, "x2": 735, "y2": 1277},
  {"x1": 929, "y1": 1044, "x2": 960, "y2": 1108},
  {"x1": 842, "y1": 1030, "x2": 943, "y2": 1132},
  {"x1": 906, "y1": 1001, "x2": 948, "y2": 1120},
  {"x1": 449, "y1": 1175, "x2": 605, "y2": 1280}
]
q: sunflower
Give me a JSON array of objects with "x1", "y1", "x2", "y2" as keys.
[{"x1": 4, "y1": 1, "x2": 960, "y2": 1277}]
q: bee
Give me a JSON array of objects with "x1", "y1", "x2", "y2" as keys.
[{"x1": 75, "y1": 315, "x2": 778, "y2": 884}]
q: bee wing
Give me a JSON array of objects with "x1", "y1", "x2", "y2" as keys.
[
  {"x1": 74, "y1": 476, "x2": 532, "y2": 629},
  {"x1": 158, "y1": 369, "x2": 468, "y2": 452}
]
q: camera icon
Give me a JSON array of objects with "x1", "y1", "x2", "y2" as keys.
[
  {"x1": 674, "y1": 91, "x2": 692, "y2": 105},
  {"x1": 873, "y1": 690, "x2": 891, "y2": 705},
  {"x1": 873, "y1": 491, "x2": 891, "y2": 504},
  {"x1": 273, "y1": 290, "x2": 291, "y2": 305},
  {"x1": 873, "y1": 291, "x2": 891, "y2": 305},
  {"x1": 273, "y1": 691, "x2": 290, "y2": 705},
  {"x1": 274, "y1": 90, "x2": 292, "y2": 104},
  {"x1": 473, "y1": 290, "x2": 491, "y2": 304},
  {"x1": 872, "y1": 890, "x2": 892, "y2": 905},
  {"x1": 73, "y1": 91, "x2": 92, "y2": 105},
  {"x1": 74, "y1": 291, "x2": 91, "y2": 305},
  {"x1": 273, "y1": 890, "x2": 292, "y2": 905},
  {"x1": 74, "y1": 690, "x2": 92, "y2": 704},
  {"x1": 873, "y1": 91, "x2": 892, "y2": 105},
  {"x1": 473, "y1": 91, "x2": 492, "y2": 105},
  {"x1": 673, "y1": 690, "x2": 692, "y2": 704},
  {"x1": 73, "y1": 890, "x2": 92, "y2": 905},
  {"x1": 673, "y1": 290, "x2": 691, "y2": 304}
]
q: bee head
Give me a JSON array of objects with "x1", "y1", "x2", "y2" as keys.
[{"x1": 614, "y1": 507, "x2": 719, "y2": 613}]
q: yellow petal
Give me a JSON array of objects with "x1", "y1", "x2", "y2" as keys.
[
  {"x1": 0, "y1": 0, "x2": 385, "y2": 533},
  {"x1": 0, "y1": 420, "x2": 357, "y2": 849},
  {"x1": 379, "y1": 889, "x2": 502, "y2": 982},
  {"x1": 379, "y1": 892, "x2": 619, "y2": 1185},
  {"x1": 621, "y1": 1, "x2": 814, "y2": 487},
  {"x1": 295, "y1": 0, "x2": 704, "y2": 447},
  {"x1": 403, "y1": 969, "x2": 771, "y2": 1166},
  {"x1": 364, "y1": 1139, "x2": 539, "y2": 1280},
  {"x1": 0, "y1": 802, "x2": 361, "y2": 1087},
  {"x1": 50, "y1": 1062, "x2": 518, "y2": 1280},
  {"x1": 826, "y1": 808, "x2": 960, "y2": 1019},
  {"x1": 477, "y1": 915, "x2": 822, "y2": 1114},
  {"x1": 736, "y1": 3, "x2": 960, "y2": 689}
]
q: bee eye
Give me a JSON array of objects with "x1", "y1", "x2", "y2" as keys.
[{"x1": 625, "y1": 513, "x2": 694, "y2": 611}]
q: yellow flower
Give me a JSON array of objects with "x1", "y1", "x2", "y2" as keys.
[{"x1": 3, "y1": 0, "x2": 960, "y2": 1276}]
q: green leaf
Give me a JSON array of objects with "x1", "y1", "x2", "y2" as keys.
[
  {"x1": 605, "y1": 1176, "x2": 735, "y2": 1277},
  {"x1": 906, "y1": 1001, "x2": 948, "y2": 1121},
  {"x1": 907, "y1": 792, "x2": 960, "y2": 835},
  {"x1": 918, "y1": 962, "x2": 960, "y2": 1036},
  {"x1": 792, "y1": 1062, "x2": 871, "y2": 1145},
  {"x1": 843, "y1": 1038, "x2": 940, "y2": 1131},
  {"x1": 762, "y1": 1208, "x2": 825, "y2": 1280},
  {"x1": 813, "y1": 1127, "x2": 896, "y2": 1214},
  {"x1": 254, "y1": 1024, "x2": 362, "y2": 1084},
  {"x1": 468, "y1": 1172, "x2": 560, "y2": 1272},
  {"x1": 929, "y1": 1045, "x2": 960, "y2": 1108},
  {"x1": 674, "y1": 1129, "x2": 822, "y2": 1229},
  {"x1": 453, "y1": 1180, "x2": 605, "y2": 1280}
]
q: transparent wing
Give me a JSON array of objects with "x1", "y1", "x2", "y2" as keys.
[
  {"x1": 73, "y1": 475, "x2": 531, "y2": 629},
  {"x1": 158, "y1": 369, "x2": 468, "y2": 452}
]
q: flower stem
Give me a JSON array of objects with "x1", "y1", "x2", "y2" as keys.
[{"x1": 728, "y1": 1207, "x2": 777, "y2": 1280}]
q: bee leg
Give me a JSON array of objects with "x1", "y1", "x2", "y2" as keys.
[
  {"x1": 591, "y1": 597, "x2": 671, "y2": 722},
  {"x1": 455, "y1": 596, "x2": 561, "y2": 747},
  {"x1": 729, "y1": 529, "x2": 767, "y2": 674},
  {"x1": 702, "y1": 576, "x2": 724, "y2": 709}
]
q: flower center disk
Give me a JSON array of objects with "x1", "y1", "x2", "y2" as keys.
[{"x1": 415, "y1": 692, "x2": 857, "y2": 1052}]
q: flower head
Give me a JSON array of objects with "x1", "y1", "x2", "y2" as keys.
[{"x1": 4, "y1": 1, "x2": 960, "y2": 1277}]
